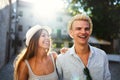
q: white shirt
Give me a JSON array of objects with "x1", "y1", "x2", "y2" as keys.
[{"x1": 56, "y1": 45, "x2": 111, "y2": 80}]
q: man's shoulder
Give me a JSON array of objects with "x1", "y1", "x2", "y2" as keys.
[
  {"x1": 90, "y1": 45, "x2": 107, "y2": 56},
  {"x1": 58, "y1": 51, "x2": 69, "y2": 58},
  {"x1": 57, "y1": 48, "x2": 71, "y2": 59},
  {"x1": 91, "y1": 46, "x2": 104, "y2": 51}
]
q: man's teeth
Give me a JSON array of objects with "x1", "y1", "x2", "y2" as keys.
[{"x1": 79, "y1": 36, "x2": 86, "y2": 38}]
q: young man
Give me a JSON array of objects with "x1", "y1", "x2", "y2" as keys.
[{"x1": 56, "y1": 13, "x2": 111, "y2": 80}]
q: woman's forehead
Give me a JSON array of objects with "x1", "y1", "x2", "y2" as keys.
[{"x1": 41, "y1": 29, "x2": 49, "y2": 34}]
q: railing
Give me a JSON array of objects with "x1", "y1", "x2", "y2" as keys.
[{"x1": 107, "y1": 54, "x2": 120, "y2": 62}]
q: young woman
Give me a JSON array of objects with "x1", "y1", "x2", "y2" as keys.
[{"x1": 14, "y1": 25, "x2": 58, "y2": 80}]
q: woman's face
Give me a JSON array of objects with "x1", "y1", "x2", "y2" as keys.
[{"x1": 38, "y1": 30, "x2": 50, "y2": 49}]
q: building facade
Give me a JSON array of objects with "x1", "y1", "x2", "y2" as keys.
[
  {"x1": 16, "y1": 0, "x2": 72, "y2": 53},
  {"x1": 0, "y1": 0, "x2": 17, "y2": 69}
]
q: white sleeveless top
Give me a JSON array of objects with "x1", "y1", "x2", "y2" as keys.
[{"x1": 25, "y1": 54, "x2": 58, "y2": 80}]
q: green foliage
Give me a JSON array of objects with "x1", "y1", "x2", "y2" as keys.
[
  {"x1": 66, "y1": 0, "x2": 120, "y2": 40},
  {"x1": 52, "y1": 43, "x2": 57, "y2": 48}
]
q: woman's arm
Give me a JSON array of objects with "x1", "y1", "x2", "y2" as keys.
[
  {"x1": 18, "y1": 61, "x2": 28, "y2": 80},
  {"x1": 60, "y1": 47, "x2": 69, "y2": 54}
]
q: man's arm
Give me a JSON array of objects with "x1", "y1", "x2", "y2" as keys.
[
  {"x1": 56, "y1": 57, "x2": 63, "y2": 80},
  {"x1": 104, "y1": 54, "x2": 111, "y2": 80}
]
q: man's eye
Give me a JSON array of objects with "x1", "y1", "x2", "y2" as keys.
[
  {"x1": 85, "y1": 27, "x2": 90, "y2": 31},
  {"x1": 76, "y1": 27, "x2": 81, "y2": 30}
]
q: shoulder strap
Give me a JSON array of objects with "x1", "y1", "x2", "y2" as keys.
[
  {"x1": 50, "y1": 53, "x2": 56, "y2": 69},
  {"x1": 25, "y1": 60, "x2": 33, "y2": 75}
]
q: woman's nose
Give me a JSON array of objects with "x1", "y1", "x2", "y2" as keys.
[{"x1": 46, "y1": 35, "x2": 50, "y2": 39}]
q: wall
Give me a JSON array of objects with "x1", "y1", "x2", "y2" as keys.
[{"x1": 0, "y1": 0, "x2": 10, "y2": 69}]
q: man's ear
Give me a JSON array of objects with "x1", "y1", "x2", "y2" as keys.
[{"x1": 69, "y1": 30, "x2": 73, "y2": 38}]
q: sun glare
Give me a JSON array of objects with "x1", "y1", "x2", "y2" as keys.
[{"x1": 28, "y1": 0, "x2": 65, "y2": 19}]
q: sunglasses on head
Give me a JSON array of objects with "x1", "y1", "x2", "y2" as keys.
[{"x1": 83, "y1": 67, "x2": 92, "y2": 80}]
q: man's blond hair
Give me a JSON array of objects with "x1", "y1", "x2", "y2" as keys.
[{"x1": 68, "y1": 13, "x2": 93, "y2": 34}]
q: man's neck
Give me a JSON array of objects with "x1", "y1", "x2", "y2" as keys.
[
  {"x1": 74, "y1": 44, "x2": 90, "y2": 66},
  {"x1": 74, "y1": 44, "x2": 90, "y2": 55}
]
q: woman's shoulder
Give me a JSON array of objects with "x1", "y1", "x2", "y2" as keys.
[
  {"x1": 18, "y1": 60, "x2": 29, "y2": 77},
  {"x1": 19, "y1": 60, "x2": 28, "y2": 70}
]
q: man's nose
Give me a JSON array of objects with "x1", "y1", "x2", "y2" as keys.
[{"x1": 81, "y1": 29, "x2": 86, "y2": 33}]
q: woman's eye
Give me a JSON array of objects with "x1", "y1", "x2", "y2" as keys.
[
  {"x1": 41, "y1": 34, "x2": 45, "y2": 37},
  {"x1": 48, "y1": 34, "x2": 51, "y2": 37},
  {"x1": 41, "y1": 34, "x2": 51, "y2": 38}
]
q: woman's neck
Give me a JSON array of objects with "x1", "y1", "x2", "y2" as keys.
[{"x1": 35, "y1": 48, "x2": 48, "y2": 62}]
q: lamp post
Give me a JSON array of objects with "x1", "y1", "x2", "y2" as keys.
[
  {"x1": 12, "y1": 0, "x2": 20, "y2": 54},
  {"x1": 5, "y1": 0, "x2": 12, "y2": 62}
]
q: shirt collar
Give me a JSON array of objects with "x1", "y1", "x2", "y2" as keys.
[
  {"x1": 89, "y1": 45, "x2": 94, "y2": 58},
  {"x1": 69, "y1": 45, "x2": 75, "y2": 55},
  {"x1": 69, "y1": 44, "x2": 94, "y2": 58}
]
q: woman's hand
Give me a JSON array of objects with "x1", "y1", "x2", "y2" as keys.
[{"x1": 60, "y1": 47, "x2": 69, "y2": 54}]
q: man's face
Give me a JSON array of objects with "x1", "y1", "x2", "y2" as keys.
[{"x1": 70, "y1": 20, "x2": 91, "y2": 45}]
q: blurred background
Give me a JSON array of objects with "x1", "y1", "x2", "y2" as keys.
[{"x1": 0, "y1": 0, "x2": 120, "y2": 80}]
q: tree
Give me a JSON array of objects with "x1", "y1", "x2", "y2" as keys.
[{"x1": 66, "y1": 0, "x2": 120, "y2": 40}]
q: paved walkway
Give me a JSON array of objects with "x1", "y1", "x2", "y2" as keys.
[
  {"x1": 0, "y1": 55, "x2": 15, "y2": 80},
  {"x1": 108, "y1": 54, "x2": 120, "y2": 62},
  {"x1": 0, "y1": 55, "x2": 120, "y2": 80},
  {"x1": 109, "y1": 61, "x2": 120, "y2": 80}
]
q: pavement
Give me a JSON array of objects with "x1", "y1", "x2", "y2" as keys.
[
  {"x1": 0, "y1": 55, "x2": 15, "y2": 80},
  {"x1": 108, "y1": 54, "x2": 120, "y2": 62},
  {"x1": 109, "y1": 61, "x2": 120, "y2": 80},
  {"x1": 0, "y1": 55, "x2": 120, "y2": 80}
]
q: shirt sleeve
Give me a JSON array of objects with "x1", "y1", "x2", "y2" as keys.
[
  {"x1": 56, "y1": 57, "x2": 63, "y2": 80},
  {"x1": 104, "y1": 54, "x2": 111, "y2": 80}
]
